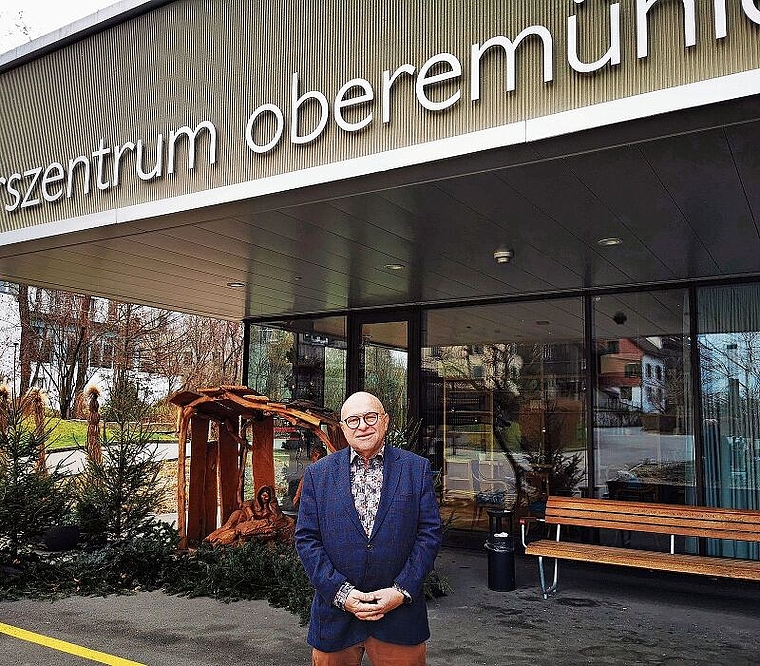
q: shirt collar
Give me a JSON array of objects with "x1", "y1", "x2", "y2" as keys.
[{"x1": 349, "y1": 445, "x2": 385, "y2": 465}]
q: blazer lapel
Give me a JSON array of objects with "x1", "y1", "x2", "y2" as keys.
[
  {"x1": 370, "y1": 446, "x2": 401, "y2": 540},
  {"x1": 331, "y1": 447, "x2": 366, "y2": 538}
]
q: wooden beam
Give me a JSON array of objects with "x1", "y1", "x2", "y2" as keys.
[
  {"x1": 203, "y1": 437, "x2": 219, "y2": 538},
  {"x1": 218, "y1": 420, "x2": 240, "y2": 524}
]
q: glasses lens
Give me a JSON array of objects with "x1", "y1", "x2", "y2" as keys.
[
  {"x1": 344, "y1": 415, "x2": 361, "y2": 429},
  {"x1": 363, "y1": 412, "x2": 379, "y2": 426}
]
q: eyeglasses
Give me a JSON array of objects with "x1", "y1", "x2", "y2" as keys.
[{"x1": 342, "y1": 411, "x2": 384, "y2": 429}]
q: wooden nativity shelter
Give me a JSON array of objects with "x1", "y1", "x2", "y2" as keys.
[{"x1": 169, "y1": 385, "x2": 346, "y2": 547}]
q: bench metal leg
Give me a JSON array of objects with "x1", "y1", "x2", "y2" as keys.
[{"x1": 537, "y1": 556, "x2": 559, "y2": 599}]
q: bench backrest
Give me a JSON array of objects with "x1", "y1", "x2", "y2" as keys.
[{"x1": 544, "y1": 496, "x2": 760, "y2": 542}]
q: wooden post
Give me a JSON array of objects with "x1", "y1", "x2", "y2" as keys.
[
  {"x1": 176, "y1": 406, "x2": 192, "y2": 547},
  {"x1": 187, "y1": 416, "x2": 210, "y2": 544},
  {"x1": 0, "y1": 385, "x2": 8, "y2": 433},
  {"x1": 203, "y1": 437, "x2": 218, "y2": 536},
  {"x1": 251, "y1": 414, "x2": 275, "y2": 494},
  {"x1": 218, "y1": 420, "x2": 240, "y2": 524}
]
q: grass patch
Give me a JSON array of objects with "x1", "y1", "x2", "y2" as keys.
[{"x1": 46, "y1": 420, "x2": 176, "y2": 451}]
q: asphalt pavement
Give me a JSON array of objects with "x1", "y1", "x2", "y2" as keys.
[{"x1": 2, "y1": 547, "x2": 759, "y2": 665}]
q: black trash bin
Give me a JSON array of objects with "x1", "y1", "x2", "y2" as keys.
[{"x1": 485, "y1": 509, "x2": 515, "y2": 591}]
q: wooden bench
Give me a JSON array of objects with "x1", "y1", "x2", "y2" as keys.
[{"x1": 521, "y1": 496, "x2": 760, "y2": 598}]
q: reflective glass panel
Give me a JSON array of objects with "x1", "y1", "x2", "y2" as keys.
[
  {"x1": 423, "y1": 299, "x2": 586, "y2": 531},
  {"x1": 593, "y1": 290, "x2": 695, "y2": 506},
  {"x1": 360, "y1": 320, "x2": 408, "y2": 430},
  {"x1": 698, "y1": 284, "x2": 760, "y2": 559},
  {"x1": 246, "y1": 317, "x2": 346, "y2": 508}
]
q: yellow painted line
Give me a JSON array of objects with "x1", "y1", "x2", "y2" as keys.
[{"x1": 0, "y1": 622, "x2": 147, "y2": 666}]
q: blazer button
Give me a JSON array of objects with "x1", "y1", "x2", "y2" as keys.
[{"x1": 366, "y1": 543, "x2": 374, "y2": 550}]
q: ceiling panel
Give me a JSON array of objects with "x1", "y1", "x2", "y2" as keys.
[
  {"x1": 639, "y1": 128, "x2": 760, "y2": 274},
  {"x1": 565, "y1": 146, "x2": 720, "y2": 278}
]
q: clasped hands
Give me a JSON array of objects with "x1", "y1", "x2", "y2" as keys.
[{"x1": 344, "y1": 587, "x2": 405, "y2": 621}]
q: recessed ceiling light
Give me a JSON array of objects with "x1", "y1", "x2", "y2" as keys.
[
  {"x1": 493, "y1": 247, "x2": 515, "y2": 264},
  {"x1": 295, "y1": 275, "x2": 303, "y2": 280},
  {"x1": 597, "y1": 237, "x2": 623, "y2": 246},
  {"x1": 384, "y1": 263, "x2": 406, "y2": 271},
  {"x1": 226, "y1": 281, "x2": 245, "y2": 288},
  {"x1": 536, "y1": 320, "x2": 550, "y2": 325}
]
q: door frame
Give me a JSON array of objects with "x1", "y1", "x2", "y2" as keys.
[{"x1": 347, "y1": 308, "x2": 421, "y2": 428}]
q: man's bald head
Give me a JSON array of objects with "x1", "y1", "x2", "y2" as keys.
[
  {"x1": 340, "y1": 391, "x2": 389, "y2": 460},
  {"x1": 341, "y1": 391, "x2": 384, "y2": 420}
]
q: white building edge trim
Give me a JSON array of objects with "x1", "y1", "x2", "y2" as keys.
[{"x1": 1, "y1": 68, "x2": 759, "y2": 248}]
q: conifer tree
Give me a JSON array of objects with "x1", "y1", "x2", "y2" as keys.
[
  {"x1": 75, "y1": 378, "x2": 167, "y2": 545},
  {"x1": 0, "y1": 389, "x2": 70, "y2": 558}
]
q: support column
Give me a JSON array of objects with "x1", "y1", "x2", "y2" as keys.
[
  {"x1": 218, "y1": 420, "x2": 240, "y2": 524},
  {"x1": 176, "y1": 407, "x2": 191, "y2": 547},
  {"x1": 187, "y1": 416, "x2": 212, "y2": 543},
  {"x1": 251, "y1": 414, "x2": 275, "y2": 494}
]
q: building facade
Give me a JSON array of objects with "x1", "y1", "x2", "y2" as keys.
[{"x1": 1, "y1": 1, "x2": 759, "y2": 554}]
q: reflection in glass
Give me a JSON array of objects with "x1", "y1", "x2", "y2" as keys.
[
  {"x1": 593, "y1": 290, "x2": 694, "y2": 508},
  {"x1": 247, "y1": 325, "x2": 294, "y2": 401},
  {"x1": 246, "y1": 318, "x2": 347, "y2": 509},
  {"x1": 698, "y1": 284, "x2": 760, "y2": 559},
  {"x1": 423, "y1": 300, "x2": 586, "y2": 532},
  {"x1": 360, "y1": 321, "x2": 408, "y2": 431}
]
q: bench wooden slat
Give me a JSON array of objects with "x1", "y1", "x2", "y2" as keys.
[
  {"x1": 545, "y1": 511, "x2": 760, "y2": 539},
  {"x1": 547, "y1": 516, "x2": 760, "y2": 542},
  {"x1": 525, "y1": 540, "x2": 760, "y2": 581},
  {"x1": 546, "y1": 497, "x2": 760, "y2": 524}
]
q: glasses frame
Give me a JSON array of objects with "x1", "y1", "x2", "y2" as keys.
[{"x1": 342, "y1": 411, "x2": 385, "y2": 430}]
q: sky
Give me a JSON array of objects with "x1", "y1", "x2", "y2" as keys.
[{"x1": 0, "y1": 0, "x2": 118, "y2": 55}]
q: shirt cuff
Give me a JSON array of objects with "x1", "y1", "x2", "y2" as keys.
[
  {"x1": 393, "y1": 582, "x2": 412, "y2": 605},
  {"x1": 334, "y1": 582, "x2": 355, "y2": 610}
]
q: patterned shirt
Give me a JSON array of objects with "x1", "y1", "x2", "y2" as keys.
[
  {"x1": 334, "y1": 445, "x2": 386, "y2": 609},
  {"x1": 350, "y1": 446, "x2": 384, "y2": 537}
]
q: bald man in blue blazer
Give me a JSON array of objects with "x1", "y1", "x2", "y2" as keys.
[{"x1": 295, "y1": 391, "x2": 443, "y2": 665}]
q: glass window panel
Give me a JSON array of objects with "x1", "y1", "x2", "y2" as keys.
[
  {"x1": 246, "y1": 317, "x2": 346, "y2": 509},
  {"x1": 698, "y1": 284, "x2": 760, "y2": 559},
  {"x1": 423, "y1": 299, "x2": 586, "y2": 532},
  {"x1": 360, "y1": 320, "x2": 408, "y2": 430},
  {"x1": 593, "y1": 290, "x2": 695, "y2": 506}
]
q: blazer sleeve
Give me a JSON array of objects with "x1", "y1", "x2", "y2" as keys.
[
  {"x1": 294, "y1": 465, "x2": 349, "y2": 605},
  {"x1": 393, "y1": 458, "x2": 443, "y2": 599}
]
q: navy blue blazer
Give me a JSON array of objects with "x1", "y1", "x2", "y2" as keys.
[{"x1": 295, "y1": 445, "x2": 443, "y2": 652}]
